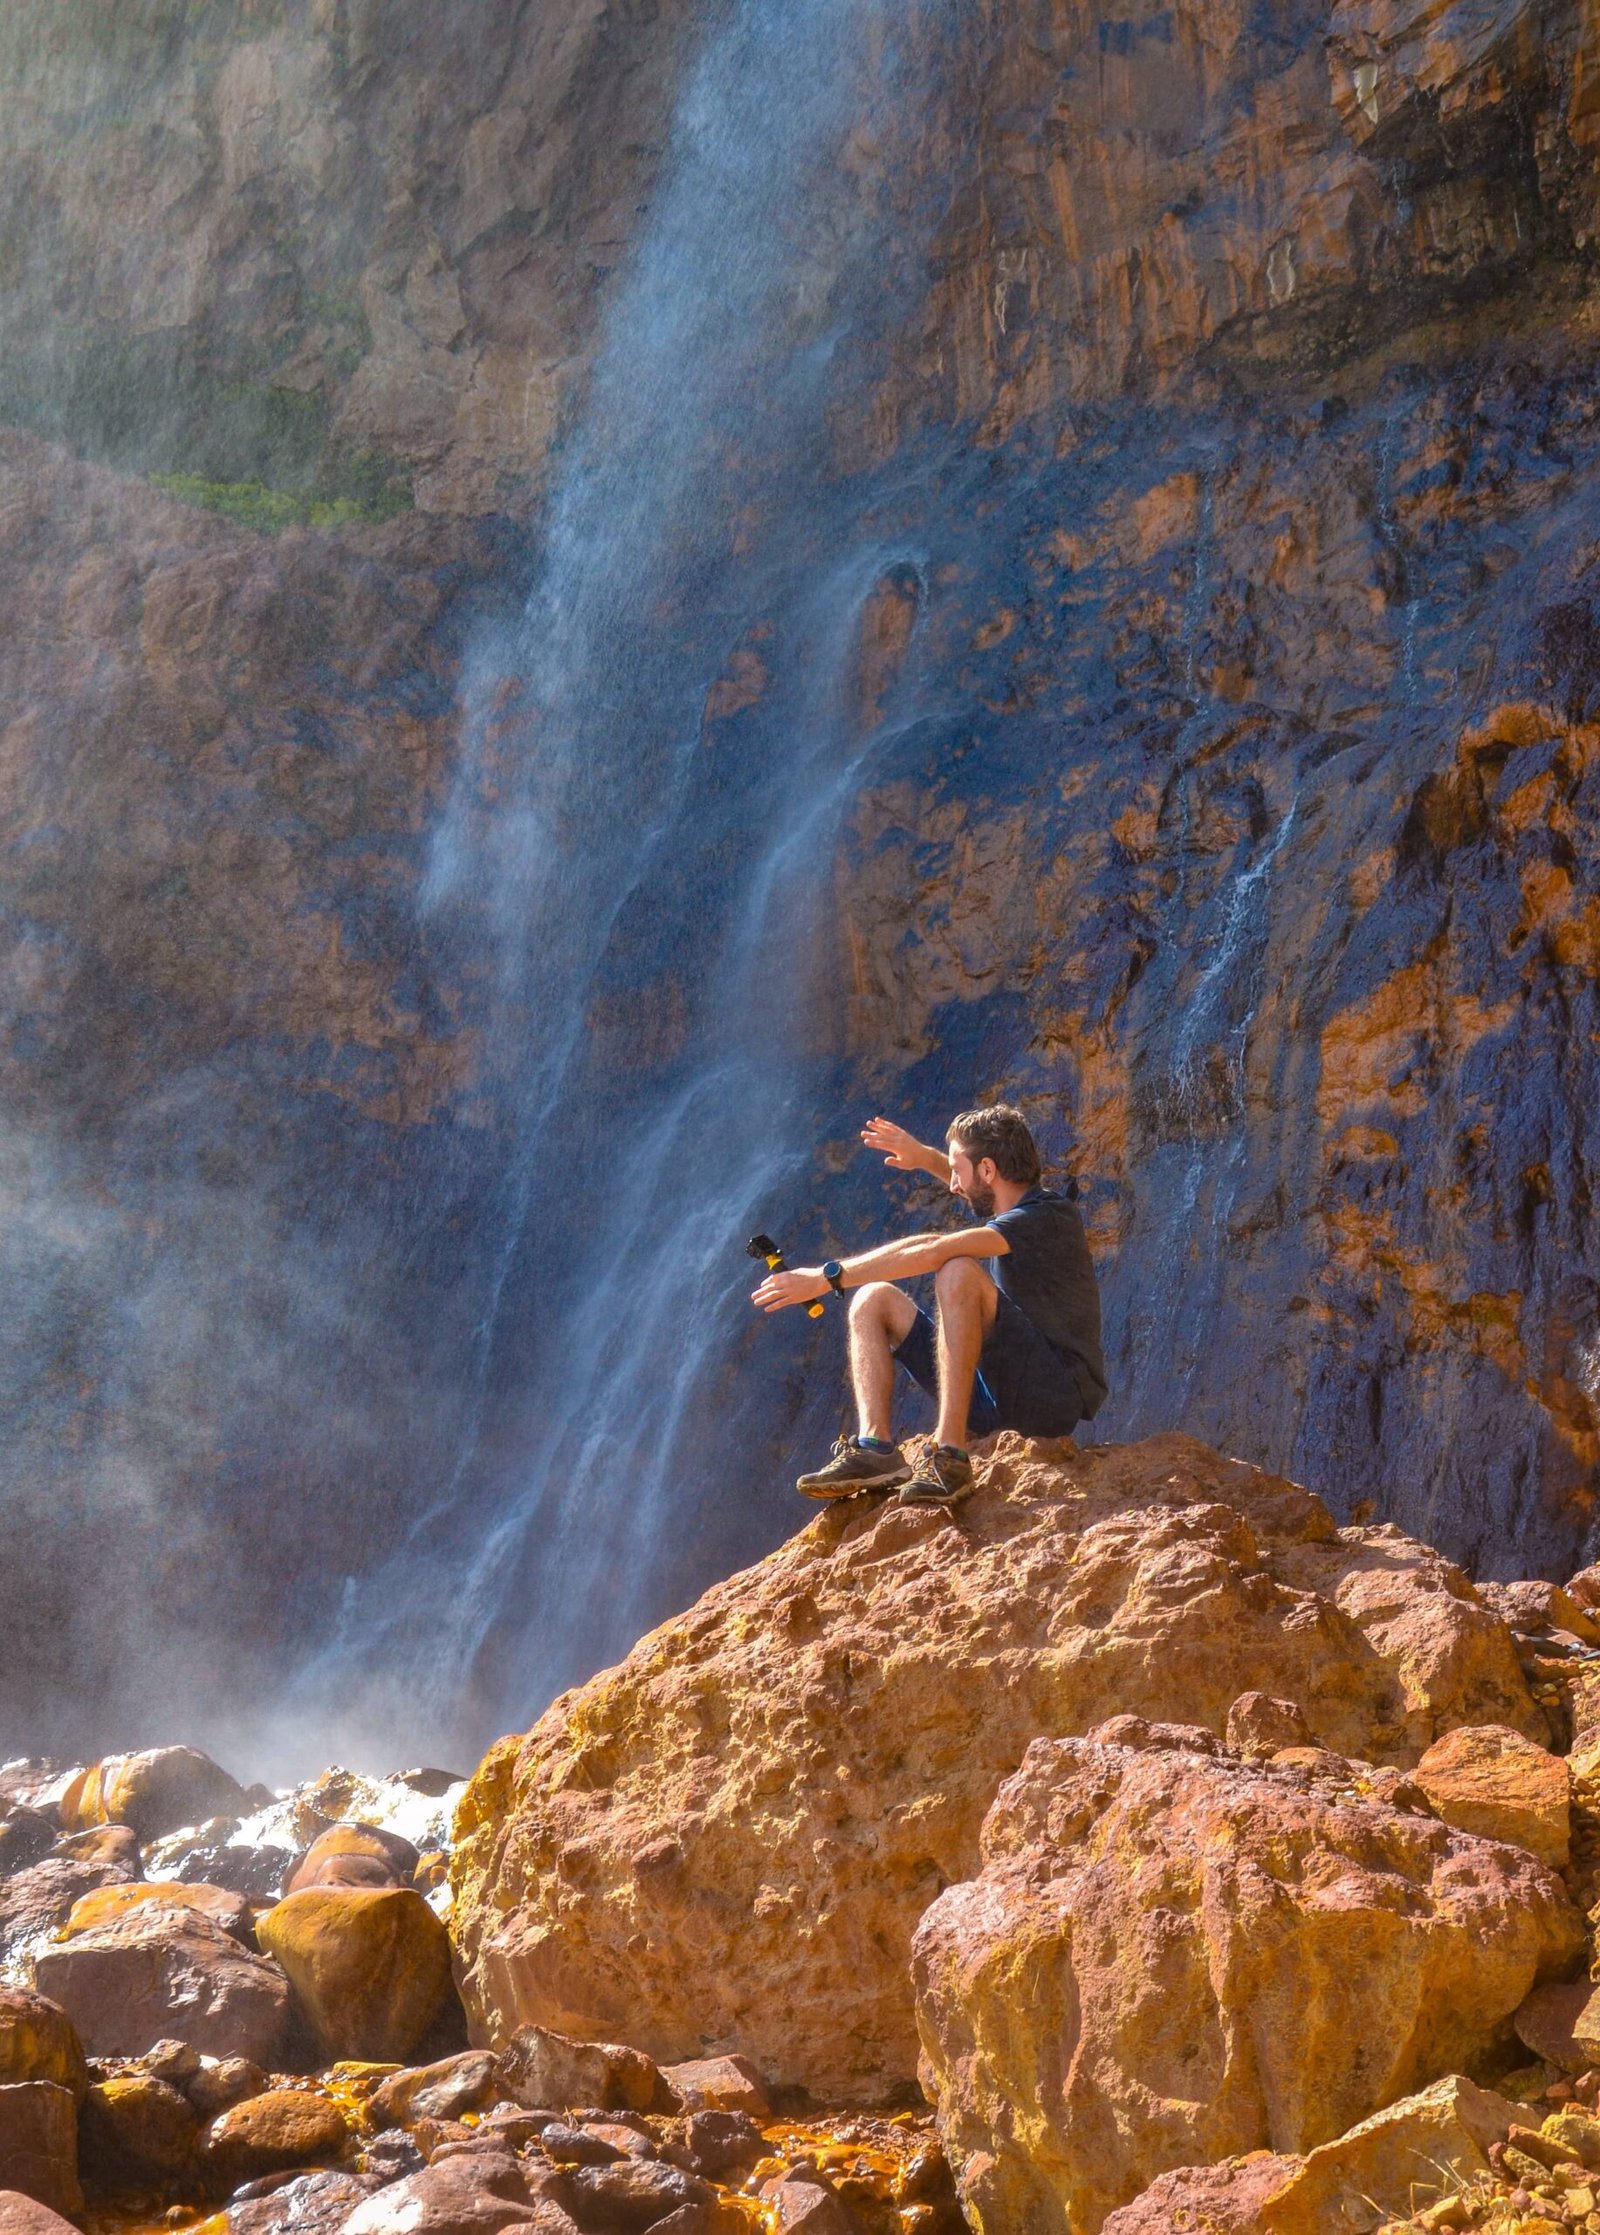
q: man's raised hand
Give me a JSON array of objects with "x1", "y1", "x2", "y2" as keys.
[
  {"x1": 862, "y1": 1115, "x2": 934, "y2": 1174},
  {"x1": 751, "y1": 1265, "x2": 830, "y2": 1314}
]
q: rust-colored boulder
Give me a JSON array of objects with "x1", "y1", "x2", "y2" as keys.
[
  {"x1": 33, "y1": 1906, "x2": 291, "y2": 2065},
  {"x1": 79, "y1": 2072, "x2": 198, "y2": 2185},
  {"x1": 0, "y1": 2087, "x2": 80, "y2": 2220},
  {"x1": 284, "y1": 1825, "x2": 419, "y2": 1898},
  {"x1": 62, "y1": 1750, "x2": 248, "y2": 1844},
  {"x1": 911, "y1": 1731, "x2": 1582, "y2": 2234},
  {"x1": 0, "y1": 1857, "x2": 135, "y2": 1971},
  {"x1": 369, "y1": 2054, "x2": 497, "y2": 2130},
  {"x1": 1412, "y1": 1722, "x2": 1571, "y2": 1864},
  {"x1": 0, "y1": 1997, "x2": 85, "y2": 2102},
  {"x1": 0, "y1": 2197, "x2": 80, "y2": 2235},
  {"x1": 497, "y1": 2027, "x2": 669, "y2": 2116},
  {"x1": 453, "y1": 1434, "x2": 1542, "y2": 2101},
  {"x1": 1514, "y1": 1979, "x2": 1596, "y2": 2071},
  {"x1": 660, "y1": 2056, "x2": 770, "y2": 2116},
  {"x1": 63, "y1": 1880, "x2": 252, "y2": 1943},
  {"x1": 1106, "y1": 2075, "x2": 1526, "y2": 2235},
  {"x1": 1224, "y1": 1692, "x2": 1314, "y2": 1759},
  {"x1": 202, "y1": 2089, "x2": 350, "y2": 2186},
  {"x1": 340, "y1": 2150, "x2": 583, "y2": 2235},
  {"x1": 255, "y1": 1888, "x2": 451, "y2": 2063},
  {"x1": 47, "y1": 1828, "x2": 141, "y2": 1875},
  {"x1": 567, "y1": 2158, "x2": 715, "y2": 2229}
]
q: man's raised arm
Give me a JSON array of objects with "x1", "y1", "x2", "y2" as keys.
[{"x1": 861, "y1": 1115, "x2": 952, "y2": 1184}]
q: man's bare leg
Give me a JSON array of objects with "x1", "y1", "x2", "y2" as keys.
[
  {"x1": 849, "y1": 1281, "x2": 918, "y2": 1443},
  {"x1": 932, "y1": 1257, "x2": 998, "y2": 1448}
]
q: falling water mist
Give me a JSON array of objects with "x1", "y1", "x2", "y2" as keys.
[{"x1": 293, "y1": 0, "x2": 954, "y2": 1748}]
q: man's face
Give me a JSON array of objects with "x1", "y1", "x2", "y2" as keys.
[{"x1": 948, "y1": 1142, "x2": 997, "y2": 1221}]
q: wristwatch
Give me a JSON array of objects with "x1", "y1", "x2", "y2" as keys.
[{"x1": 823, "y1": 1260, "x2": 847, "y2": 1298}]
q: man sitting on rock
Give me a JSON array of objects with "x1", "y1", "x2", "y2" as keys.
[{"x1": 751, "y1": 1103, "x2": 1107, "y2": 1506}]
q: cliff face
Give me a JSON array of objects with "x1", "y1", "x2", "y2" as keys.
[{"x1": 4, "y1": 0, "x2": 1600, "y2": 1760}]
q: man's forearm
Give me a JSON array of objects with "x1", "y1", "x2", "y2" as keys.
[{"x1": 838, "y1": 1231, "x2": 959, "y2": 1285}]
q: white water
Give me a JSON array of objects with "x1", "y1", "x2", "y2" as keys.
[{"x1": 295, "y1": 0, "x2": 950, "y2": 1738}]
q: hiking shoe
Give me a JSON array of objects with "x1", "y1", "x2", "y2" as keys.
[
  {"x1": 898, "y1": 1445, "x2": 976, "y2": 1506},
  {"x1": 795, "y1": 1436, "x2": 911, "y2": 1500}
]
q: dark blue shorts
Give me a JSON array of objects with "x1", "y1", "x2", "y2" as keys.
[{"x1": 892, "y1": 1290, "x2": 1086, "y2": 1439}]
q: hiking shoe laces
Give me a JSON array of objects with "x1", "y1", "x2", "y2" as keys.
[
  {"x1": 795, "y1": 1435, "x2": 911, "y2": 1500},
  {"x1": 898, "y1": 1444, "x2": 977, "y2": 1506}
]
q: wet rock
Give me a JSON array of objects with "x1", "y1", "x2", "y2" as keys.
[
  {"x1": 62, "y1": 1749, "x2": 250, "y2": 1845},
  {"x1": 0, "y1": 1823, "x2": 52, "y2": 1885},
  {"x1": 1224, "y1": 1691, "x2": 1315, "y2": 1760},
  {"x1": 33, "y1": 1905, "x2": 292, "y2": 2064},
  {"x1": 0, "y1": 1856, "x2": 135, "y2": 1972},
  {"x1": 0, "y1": 1995, "x2": 86, "y2": 2101},
  {"x1": 358, "y1": 2130, "x2": 426, "y2": 2183},
  {"x1": 256, "y1": 1887, "x2": 451, "y2": 2064},
  {"x1": 539, "y1": 2125, "x2": 623, "y2": 2169},
  {"x1": 202, "y1": 2089, "x2": 351, "y2": 2187},
  {"x1": 79, "y1": 2071, "x2": 198, "y2": 2185},
  {"x1": 63, "y1": 1879, "x2": 253, "y2": 1943},
  {"x1": 658, "y1": 2113, "x2": 764, "y2": 2179},
  {"x1": 1411, "y1": 1722, "x2": 1572, "y2": 1864},
  {"x1": 341, "y1": 2149, "x2": 583, "y2": 2235},
  {"x1": 567, "y1": 2159, "x2": 717, "y2": 2231},
  {"x1": 285, "y1": 1826, "x2": 419, "y2": 1897},
  {"x1": 187, "y1": 2055, "x2": 270, "y2": 2117},
  {"x1": 370, "y1": 2052, "x2": 498, "y2": 2129},
  {"x1": 48, "y1": 1826, "x2": 142, "y2": 1874},
  {"x1": 224, "y1": 2169, "x2": 383, "y2": 2235},
  {"x1": 912, "y1": 1731, "x2": 1583, "y2": 2232},
  {"x1": 455, "y1": 1435, "x2": 1542, "y2": 2101},
  {"x1": 759, "y1": 2169, "x2": 856, "y2": 2235},
  {"x1": 0, "y1": 2086, "x2": 80, "y2": 2219},
  {"x1": 498, "y1": 2029, "x2": 670, "y2": 2117},
  {"x1": 0, "y1": 2196, "x2": 80, "y2": 2235},
  {"x1": 659, "y1": 2058, "x2": 769, "y2": 2116}
]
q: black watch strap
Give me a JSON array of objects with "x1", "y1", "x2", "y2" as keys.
[{"x1": 823, "y1": 1260, "x2": 847, "y2": 1298}]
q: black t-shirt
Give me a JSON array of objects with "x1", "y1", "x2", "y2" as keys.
[{"x1": 989, "y1": 1186, "x2": 1108, "y2": 1417}]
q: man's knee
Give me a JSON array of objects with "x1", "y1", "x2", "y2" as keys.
[
  {"x1": 935, "y1": 1256, "x2": 995, "y2": 1315},
  {"x1": 851, "y1": 1281, "x2": 914, "y2": 1337}
]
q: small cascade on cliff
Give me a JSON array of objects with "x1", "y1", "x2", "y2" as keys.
[{"x1": 295, "y1": 0, "x2": 950, "y2": 1739}]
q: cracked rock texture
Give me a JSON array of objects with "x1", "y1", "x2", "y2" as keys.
[{"x1": 451, "y1": 1433, "x2": 1547, "y2": 2104}]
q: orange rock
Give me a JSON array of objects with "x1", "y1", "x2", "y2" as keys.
[
  {"x1": 255, "y1": 1888, "x2": 451, "y2": 2063},
  {"x1": 0, "y1": 2087, "x2": 81, "y2": 2221},
  {"x1": 285, "y1": 1826, "x2": 417, "y2": 1896},
  {"x1": 0, "y1": 2197, "x2": 80, "y2": 2235},
  {"x1": 496, "y1": 2027, "x2": 669, "y2": 2116},
  {"x1": 369, "y1": 2054, "x2": 497, "y2": 2131},
  {"x1": 453, "y1": 1434, "x2": 1544, "y2": 2102},
  {"x1": 33, "y1": 1906, "x2": 292, "y2": 2065},
  {"x1": 0, "y1": 1995, "x2": 86, "y2": 2102},
  {"x1": 79, "y1": 2072, "x2": 198, "y2": 2184},
  {"x1": 201, "y1": 2089, "x2": 350, "y2": 2185},
  {"x1": 660, "y1": 2056, "x2": 770, "y2": 2116},
  {"x1": 63, "y1": 1881, "x2": 252, "y2": 1943},
  {"x1": 1412, "y1": 1724, "x2": 1571, "y2": 1865},
  {"x1": 911, "y1": 1732, "x2": 1582, "y2": 2232},
  {"x1": 62, "y1": 1749, "x2": 247, "y2": 1843}
]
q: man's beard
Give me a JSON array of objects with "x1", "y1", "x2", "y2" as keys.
[{"x1": 964, "y1": 1180, "x2": 996, "y2": 1220}]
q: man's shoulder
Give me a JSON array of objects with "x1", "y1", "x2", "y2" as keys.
[{"x1": 995, "y1": 1186, "x2": 1081, "y2": 1232}]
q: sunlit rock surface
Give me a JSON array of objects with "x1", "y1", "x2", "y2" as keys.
[
  {"x1": 5, "y1": 0, "x2": 1600, "y2": 1766},
  {"x1": 451, "y1": 1432, "x2": 1547, "y2": 2103}
]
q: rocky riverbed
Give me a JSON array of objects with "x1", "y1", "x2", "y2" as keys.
[{"x1": 12, "y1": 1432, "x2": 1600, "y2": 2235}]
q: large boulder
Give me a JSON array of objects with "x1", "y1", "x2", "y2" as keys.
[
  {"x1": 340, "y1": 2151, "x2": 582, "y2": 2235},
  {"x1": 0, "y1": 2198, "x2": 80, "y2": 2235},
  {"x1": 1412, "y1": 1721, "x2": 1571, "y2": 1865},
  {"x1": 284, "y1": 1826, "x2": 418, "y2": 1897},
  {"x1": 0, "y1": 1857, "x2": 135, "y2": 1973},
  {"x1": 63, "y1": 1880, "x2": 252, "y2": 1943},
  {"x1": 255, "y1": 1887, "x2": 452, "y2": 2062},
  {"x1": 33, "y1": 1905, "x2": 292, "y2": 2064},
  {"x1": 60, "y1": 1749, "x2": 248, "y2": 1844},
  {"x1": 79, "y1": 2072, "x2": 199, "y2": 2186},
  {"x1": 201, "y1": 2089, "x2": 351, "y2": 2186},
  {"x1": 0, "y1": 1996, "x2": 85, "y2": 2101},
  {"x1": 1102, "y1": 2075, "x2": 1525, "y2": 2235},
  {"x1": 452, "y1": 1434, "x2": 1543, "y2": 2100},
  {"x1": 0, "y1": 2087, "x2": 80, "y2": 2220},
  {"x1": 910, "y1": 1726, "x2": 1583, "y2": 2234}
]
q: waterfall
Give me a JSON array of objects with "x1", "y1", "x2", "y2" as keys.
[{"x1": 296, "y1": 0, "x2": 949, "y2": 1743}]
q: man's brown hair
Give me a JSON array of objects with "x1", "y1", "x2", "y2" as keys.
[{"x1": 946, "y1": 1103, "x2": 1043, "y2": 1187}]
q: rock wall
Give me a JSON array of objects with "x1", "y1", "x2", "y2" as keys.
[{"x1": 5, "y1": 0, "x2": 1600, "y2": 1757}]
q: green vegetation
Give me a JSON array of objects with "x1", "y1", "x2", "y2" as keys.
[{"x1": 146, "y1": 471, "x2": 412, "y2": 534}]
